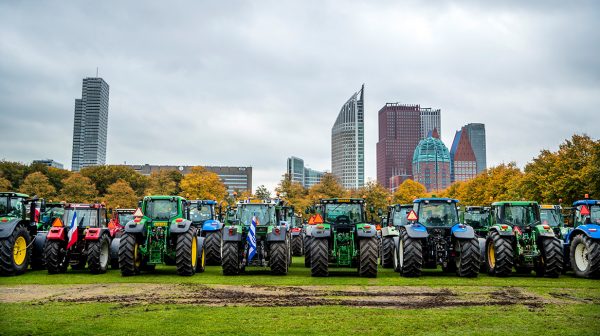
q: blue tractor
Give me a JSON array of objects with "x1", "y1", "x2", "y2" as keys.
[
  {"x1": 189, "y1": 200, "x2": 223, "y2": 265},
  {"x1": 563, "y1": 197, "x2": 600, "y2": 278},
  {"x1": 395, "y1": 198, "x2": 481, "y2": 277}
]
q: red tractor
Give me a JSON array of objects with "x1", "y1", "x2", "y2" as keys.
[
  {"x1": 108, "y1": 208, "x2": 135, "y2": 268},
  {"x1": 43, "y1": 203, "x2": 111, "y2": 274}
]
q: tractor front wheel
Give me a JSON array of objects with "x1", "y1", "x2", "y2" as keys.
[
  {"x1": 569, "y1": 235, "x2": 599, "y2": 278},
  {"x1": 486, "y1": 231, "x2": 514, "y2": 277},
  {"x1": 87, "y1": 234, "x2": 110, "y2": 274},
  {"x1": 398, "y1": 228, "x2": 423, "y2": 277},
  {"x1": 304, "y1": 236, "x2": 312, "y2": 268},
  {"x1": 454, "y1": 238, "x2": 481, "y2": 277},
  {"x1": 176, "y1": 227, "x2": 198, "y2": 276},
  {"x1": 204, "y1": 230, "x2": 222, "y2": 265},
  {"x1": 535, "y1": 237, "x2": 563, "y2": 278},
  {"x1": 291, "y1": 235, "x2": 303, "y2": 256},
  {"x1": 381, "y1": 236, "x2": 394, "y2": 269},
  {"x1": 269, "y1": 242, "x2": 289, "y2": 275},
  {"x1": 0, "y1": 225, "x2": 31, "y2": 275},
  {"x1": 310, "y1": 238, "x2": 328, "y2": 277},
  {"x1": 44, "y1": 240, "x2": 68, "y2": 274},
  {"x1": 222, "y1": 241, "x2": 241, "y2": 275},
  {"x1": 358, "y1": 237, "x2": 378, "y2": 277},
  {"x1": 119, "y1": 233, "x2": 141, "y2": 276}
]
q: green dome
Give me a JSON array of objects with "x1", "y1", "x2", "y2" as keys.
[{"x1": 412, "y1": 137, "x2": 451, "y2": 163}]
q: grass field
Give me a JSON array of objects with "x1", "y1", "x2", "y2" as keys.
[{"x1": 1, "y1": 257, "x2": 599, "y2": 335}]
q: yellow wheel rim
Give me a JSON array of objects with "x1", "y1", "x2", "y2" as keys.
[
  {"x1": 13, "y1": 236, "x2": 27, "y2": 266},
  {"x1": 191, "y1": 237, "x2": 197, "y2": 268},
  {"x1": 487, "y1": 241, "x2": 496, "y2": 268},
  {"x1": 134, "y1": 243, "x2": 141, "y2": 268},
  {"x1": 201, "y1": 248, "x2": 205, "y2": 268}
]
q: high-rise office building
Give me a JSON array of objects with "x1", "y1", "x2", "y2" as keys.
[
  {"x1": 32, "y1": 159, "x2": 64, "y2": 170},
  {"x1": 463, "y1": 123, "x2": 487, "y2": 174},
  {"x1": 332, "y1": 85, "x2": 364, "y2": 189},
  {"x1": 412, "y1": 129, "x2": 451, "y2": 192},
  {"x1": 304, "y1": 168, "x2": 325, "y2": 188},
  {"x1": 420, "y1": 108, "x2": 441, "y2": 139},
  {"x1": 71, "y1": 77, "x2": 109, "y2": 171},
  {"x1": 450, "y1": 127, "x2": 477, "y2": 182},
  {"x1": 286, "y1": 156, "x2": 325, "y2": 188}
]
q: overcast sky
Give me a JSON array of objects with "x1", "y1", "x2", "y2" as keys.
[{"x1": 1, "y1": 1, "x2": 599, "y2": 192}]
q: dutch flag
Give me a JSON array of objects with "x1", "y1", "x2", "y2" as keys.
[
  {"x1": 247, "y1": 215, "x2": 258, "y2": 262},
  {"x1": 66, "y1": 210, "x2": 78, "y2": 249}
]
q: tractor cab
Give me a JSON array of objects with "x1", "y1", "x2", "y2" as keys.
[
  {"x1": 571, "y1": 200, "x2": 600, "y2": 226},
  {"x1": 40, "y1": 202, "x2": 65, "y2": 230},
  {"x1": 59, "y1": 203, "x2": 108, "y2": 229},
  {"x1": 539, "y1": 204, "x2": 563, "y2": 237},
  {"x1": 0, "y1": 192, "x2": 29, "y2": 220},
  {"x1": 492, "y1": 201, "x2": 540, "y2": 228},
  {"x1": 188, "y1": 200, "x2": 217, "y2": 225},
  {"x1": 237, "y1": 199, "x2": 277, "y2": 228},
  {"x1": 463, "y1": 206, "x2": 491, "y2": 234},
  {"x1": 413, "y1": 198, "x2": 460, "y2": 228},
  {"x1": 387, "y1": 204, "x2": 412, "y2": 227},
  {"x1": 321, "y1": 198, "x2": 366, "y2": 232}
]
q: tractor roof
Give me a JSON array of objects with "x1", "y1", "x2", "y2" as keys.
[
  {"x1": 540, "y1": 204, "x2": 561, "y2": 210},
  {"x1": 190, "y1": 200, "x2": 217, "y2": 205},
  {"x1": 465, "y1": 206, "x2": 486, "y2": 211},
  {"x1": 573, "y1": 200, "x2": 600, "y2": 206},
  {"x1": 65, "y1": 203, "x2": 105, "y2": 209},
  {"x1": 144, "y1": 195, "x2": 186, "y2": 201},
  {"x1": 238, "y1": 198, "x2": 278, "y2": 205},
  {"x1": 0, "y1": 192, "x2": 29, "y2": 198},
  {"x1": 413, "y1": 198, "x2": 458, "y2": 203},
  {"x1": 115, "y1": 208, "x2": 136, "y2": 212},
  {"x1": 492, "y1": 201, "x2": 538, "y2": 206},
  {"x1": 320, "y1": 198, "x2": 364, "y2": 204}
]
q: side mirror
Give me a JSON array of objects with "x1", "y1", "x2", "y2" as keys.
[
  {"x1": 377, "y1": 208, "x2": 383, "y2": 216},
  {"x1": 137, "y1": 201, "x2": 142, "y2": 209},
  {"x1": 369, "y1": 206, "x2": 375, "y2": 212}
]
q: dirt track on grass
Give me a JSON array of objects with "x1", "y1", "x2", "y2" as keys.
[{"x1": 0, "y1": 283, "x2": 578, "y2": 309}]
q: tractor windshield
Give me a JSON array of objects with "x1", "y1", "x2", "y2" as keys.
[
  {"x1": 239, "y1": 204, "x2": 273, "y2": 226},
  {"x1": 62, "y1": 209, "x2": 98, "y2": 228},
  {"x1": 503, "y1": 205, "x2": 538, "y2": 226},
  {"x1": 417, "y1": 202, "x2": 458, "y2": 227},
  {"x1": 118, "y1": 213, "x2": 134, "y2": 225},
  {"x1": 145, "y1": 200, "x2": 179, "y2": 220},
  {"x1": 0, "y1": 196, "x2": 23, "y2": 217},
  {"x1": 392, "y1": 208, "x2": 410, "y2": 226},
  {"x1": 540, "y1": 209, "x2": 562, "y2": 227},
  {"x1": 464, "y1": 211, "x2": 489, "y2": 228},
  {"x1": 324, "y1": 203, "x2": 363, "y2": 224},
  {"x1": 41, "y1": 206, "x2": 64, "y2": 225},
  {"x1": 189, "y1": 205, "x2": 213, "y2": 224},
  {"x1": 575, "y1": 205, "x2": 600, "y2": 225}
]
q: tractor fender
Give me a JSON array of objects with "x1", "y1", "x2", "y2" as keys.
[
  {"x1": 0, "y1": 218, "x2": 23, "y2": 239},
  {"x1": 311, "y1": 227, "x2": 331, "y2": 238},
  {"x1": 290, "y1": 230, "x2": 301, "y2": 237},
  {"x1": 201, "y1": 219, "x2": 222, "y2": 232},
  {"x1": 404, "y1": 224, "x2": 429, "y2": 239},
  {"x1": 451, "y1": 224, "x2": 475, "y2": 239},
  {"x1": 110, "y1": 237, "x2": 120, "y2": 261},
  {"x1": 46, "y1": 226, "x2": 66, "y2": 240},
  {"x1": 534, "y1": 224, "x2": 556, "y2": 238},
  {"x1": 381, "y1": 226, "x2": 399, "y2": 237},
  {"x1": 85, "y1": 227, "x2": 109, "y2": 240},
  {"x1": 477, "y1": 237, "x2": 486, "y2": 259},
  {"x1": 124, "y1": 222, "x2": 146, "y2": 235},
  {"x1": 489, "y1": 226, "x2": 514, "y2": 237},
  {"x1": 571, "y1": 225, "x2": 600, "y2": 240},
  {"x1": 222, "y1": 226, "x2": 243, "y2": 242},
  {"x1": 392, "y1": 235, "x2": 400, "y2": 247},
  {"x1": 356, "y1": 226, "x2": 377, "y2": 238},
  {"x1": 196, "y1": 236, "x2": 205, "y2": 251},
  {"x1": 170, "y1": 219, "x2": 192, "y2": 234},
  {"x1": 267, "y1": 226, "x2": 288, "y2": 242}
]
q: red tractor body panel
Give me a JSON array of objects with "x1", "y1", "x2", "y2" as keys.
[{"x1": 47, "y1": 227, "x2": 65, "y2": 240}]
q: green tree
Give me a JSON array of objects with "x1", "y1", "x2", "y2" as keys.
[
  {"x1": 180, "y1": 166, "x2": 227, "y2": 202},
  {"x1": 19, "y1": 172, "x2": 56, "y2": 198},
  {"x1": 307, "y1": 173, "x2": 346, "y2": 202},
  {"x1": 392, "y1": 179, "x2": 427, "y2": 204},
  {"x1": 0, "y1": 176, "x2": 13, "y2": 191},
  {"x1": 255, "y1": 185, "x2": 271, "y2": 200},
  {"x1": 104, "y1": 179, "x2": 138, "y2": 209},
  {"x1": 275, "y1": 174, "x2": 309, "y2": 210},
  {"x1": 80, "y1": 165, "x2": 150, "y2": 197},
  {"x1": 355, "y1": 181, "x2": 390, "y2": 223},
  {"x1": 0, "y1": 161, "x2": 29, "y2": 189},
  {"x1": 146, "y1": 170, "x2": 181, "y2": 195},
  {"x1": 59, "y1": 173, "x2": 98, "y2": 203}
]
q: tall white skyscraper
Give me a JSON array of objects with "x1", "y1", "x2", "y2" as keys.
[{"x1": 419, "y1": 107, "x2": 441, "y2": 139}]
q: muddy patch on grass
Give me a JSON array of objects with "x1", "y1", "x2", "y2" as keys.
[{"x1": 0, "y1": 284, "x2": 571, "y2": 309}]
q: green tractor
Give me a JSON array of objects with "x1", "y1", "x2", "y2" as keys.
[
  {"x1": 221, "y1": 198, "x2": 291, "y2": 275},
  {"x1": 118, "y1": 195, "x2": 205, "y2": 276},
  {"x1": 0, "y1": 192, "x2": 45, "y2": 275},
  {"x1": 380, "y1": 204, "x2": 412, "y2": 270},
  {"x1": 539, "y1": 204, "x2": 565, "y2": 238},
  {"x1": 486, "y1": 201, "x2": 563, "y2": 277},
  {"x1": 308, "y1": 198, "x2": 378, "y2": 277}
]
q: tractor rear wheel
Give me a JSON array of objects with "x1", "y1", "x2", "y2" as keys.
[
  {"x1": 570, "y1": 235, "x2": 600, "y2": 278},
  {"x1": 270, "y1": 242, "x2": 288, "y2": 275},
  {"x1": 381, "y1": 236, "x2": 394, "y2": 269},
  {"x1": 486, "y1": 231, "x2": 513, "y2": 277},
  {"x1": 454, "y1": 238, "x2": 481, "y2": 277},
  {"x1": 45, "y1": 240, "x2": 68, "y2": 274},
  {"x1": 31, "y1": 232, "x2": 47, "y2": 270},
  {"x1": 304, "y1": 236, "x2": 312, "y2": 267},
  {"x1": 176, "y1": 227, "x2": 198, "y2": 276},
  {"x1": 87, "y1": 234, "x2": 110, "y2": 274},
  {"x1": 310, "y1": 238, "x2": 328, "y2": 277},
  {"x1": 0, "y1": 225, "x2": 31, "y2": 275},
  {"x1": 204, "y1": 230, "x2": 222, "y2": 265},
  {"x1": 119, "y1": 233, "x2": 141, "y2": 276},
  {"x1": 358, "y1": 237, "x2": 378, "y2": 277},
  {"x1": 398, "y1": 228, "x2": 423, "y2": 277},
  {"x1": 222, "y1": 241, "x2": 241, "y2": 275},
  {"x1": 291, "y1": 235, "x2": 303, "y2": 256},
  {"x1": 535, "y1": 237, "x2": 563, "y2": 278}
]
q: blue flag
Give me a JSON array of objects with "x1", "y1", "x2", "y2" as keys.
[{"x1": 247, "y1": 215, "x2": 258, "y2": 262}]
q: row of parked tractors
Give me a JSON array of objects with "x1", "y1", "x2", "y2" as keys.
[{"x1": 1, "y1": 191, "x2": 598, "y2": 278}]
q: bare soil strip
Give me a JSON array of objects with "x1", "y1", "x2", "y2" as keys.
[{"x1": 0, "y1": 284, "x2": 586, "y2": 309}]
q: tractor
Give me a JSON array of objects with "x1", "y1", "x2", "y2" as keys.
[
  {"x1": 107, "y1": 208, "x2": 135, "y2": 269},
  {"x1": 538, "y1": 204, "x2": 564, "y2": 238},
  {"x1": 118, "y1": 195, "x2": 205, "y2": 276},
  {"x1": 0, "y1": 192, "x2": 45, "y2": 275},
  {"x1": 290, "y1": 213, "x2": 304, "y2": 256},
  {"x1": 303, "y1": 204, "x2": 324, "y2": 268},
  {"x1": 31, "y1": 201, "x2": 65, "y2": 270},
  {"x1": 462, "y1": 206, "x2": 492, "y2": 270},
  {"x1": 396, "y1": 198, "x2": 481, "y2": 277},
  {"x1": 221, "y1": 198, "x2": 290, "y2": 275},
  {"x1": 189, "y1": 200, "x2": 223, "y2": 265},
  {"x1": 307, "y1": 198, "x2": 379, "y2": 277},
  {"x1": 562, "y1": 197, "x2": 600, "y2": 278},
  {"x1": 380, "y1": 204, "x2": 412, "y2": 270},
  {"x1": 486, "y1": 201, "x2": 563, "y2": 277},
  {"x1": 44, "y1": 203, "x2": 112, "y2": 274}
]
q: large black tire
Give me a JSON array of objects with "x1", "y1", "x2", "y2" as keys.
[
  {"x1": 454, "y1": 238, "x2": 481, "y2": 277},
  {"x1": 358, "y1": 238, "x2": 378, "y2": 277},
  {"x1": 535, "y1": 237, "x2": 563, "y2": 278},
  {"x1": 222, "y1": 241, "x2": 241, "y2": 275},
  {"x1": 44, "y1": 240, "x2": 68, "y2": 274},
  {"x1": 291, "y1": 235, "x2": 303, "y2": 256},
  {"x1": 0, "y1": 224, "x2": 31, "y2": 275},
  {"x1": 304, "y1": 236, "x2": 312, "y2": 268},
  {"x1": 119, "y1": 233, "x2": 141, "y2": 276},
  {"x1": 486, "y1": 231, "x2": 514, "y2": 277},
  {"x1": 269, "y1": 242, "x2": 289, "y2": 275},
  {"x1": 381, "y1": 236, "x2": 395, "y2": 269},
  {"x1": 176, "y1": 227, "x2": 198, "y2": 276},
  {"x1": 87, "y1": 234, "x2": 110, "y2": 274},
  {"x1": 570, "y1": 235, "x2": 600, "y2": 278},
  {"x1": 392, "y1": 241, "x2": 401, "y2": 272},
  {"x1": 196, "y1": 238, "x2": 206, "y2": 273},
  {"x1": 31, "y1": 232, "x2": 47, "y2": 270},
  {"x1": 204, "y1": 230, "x2": 222, "y2": 265},
  {"x1": 398, "y1": 228, "x2": 423, "y2": 277},
  {"x1": 310, "y1": 238, "x2": 328, "y2": 277}
]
